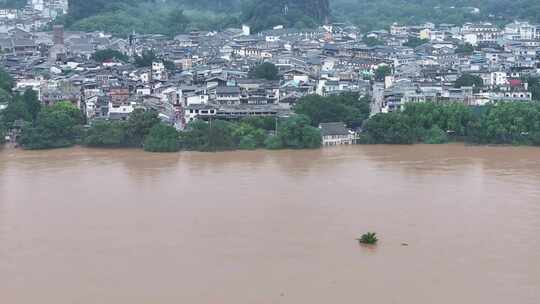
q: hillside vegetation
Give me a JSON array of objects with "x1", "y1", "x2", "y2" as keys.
[
  {"x1": 332, "y1": 0, "x2": 540, "y2": 31},
  {"x1": 3, "y1": 0, "x2": 540, "y2": 34},
  {"x1": 0, "y1": 0, "x2": 25, "y2": 8},
  {"x1": 62, "y1": 0, "x2": 330, "y2": 35}
]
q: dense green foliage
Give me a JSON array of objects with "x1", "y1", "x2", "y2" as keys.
[
  {"x1": 65, "y1": 0, "x2": 146, "y2": 22},
  {"x1": 134, "y1": 50, "x2": 157, "y2": 68},
  {"x1": 123, "y1": 109, "x2": 162, "y2": 146},
  {"x1": 403, "y1": 37, "x2": 429, "y2": 48},
  {"x1": 83, "y1": 121, "x2": 129, "y2": 147},
  {"x1": 0, "y1": 0, "x2": 25, "y2": 8},
  {"x1": 332, "y1": 0, "x2": 540, "y2": 31},
  {"x1": 144, "y1": 123, "x2": 181, "y2": 152},
  {"x1": 21, "y1": 89, "x2": 41, "y2": 121},
  {"x1": 63, "y1": 0, "x2": 240, "y2": 35},
  {"x1": 180, "y1": 119, "x2": 237, "y2": 151},
  {"x1": 9, "y1": 99, "x2": 320, "y2": 152},
  {"x1": 524, "y1": 77, "x2": 540, "y2": 101},
  {"x1": 454, "y1": 74, "x2": 484, "y2": 88},
  {"x1": 82, "y1": 109, "x2": 162, "y2": 148},
  {"x1": 363, "y1": 36, "x2": 384, "y2": 47},
  {"x1": 468, "y1": 102, "x2": 540, "y2": 145},
  {"x1": 0, "y1": 114, "x2": 6, "y2": 145},
  {"x1": 0, "y1": 71, "x2": 41, "y2": 145},
  {"x1": 0, "y1": 88, "x2": 11, "y2": 104},
  {"x1": 402, "y1": 102, "x2": 475, "y2": 137},
  {"x1": 361, "y1": 102, "x2": 475, "y2": 144},
  {"x1": 423, "y1": 125, "x2": 449, "y2": 144},
  {"x1": 66, "y1": 0, "x2": 239, "y2": 22},
  {"x1": 233, "y1": 121, "x2": 268, "y2": 149},
  {"x1": 92, "y1": 49, "x2": 129, "y2": 63},
  {"x1": 18, "y1": 102, "x2": 83, "y2": 149},
  {"x1": 374, "y1": 66, "x2": 392, "y2": 82},
  {"x1": 180, "y1": 115, "x2": 321, "y2": 151},
  {"x1": 250, "y1": 62, "x2": 279, "y2": 81},
  {"x1": 294, "y1": 93, "x2": 370, "y2": 129},
  {"x1": 0, "y1": 67, "x2": 14, "y2": 93},
  {"x1": 360, "y1": 101, "x2": 540, "y2": 146},
  {"x1": 2, "y1": 98, "x2": 31, "y2": 125},
  {"x1": 357, "y1": 232, "x2": 378, "y2": 245},
  {"x1": 1, "y1": 88, "x2": 40, "y2": 127},
  {"x1": 15, "y1": 105, "x2": 160, "y2": 149},
  {"x1": 455, "y1": 43, "x2": 475, "y2": 55},
  {"x1": 362, "y1": 112, "x2": 415, "y2": 144},
  {"x1": 0, "y1": 127, "x2": 5, "y2": 144},
  {"x1": 62, "y1": 0, "x2": 330, "y2": 34},
  {"x1": 241, "y1": 0, "x2": 330, "y2": 32},
  {"x1": 58, "y1": 0, "x2": 540, "y2": 35},
  {"x1": 273, "y1": 115, "x2": 322, "y2": 149}
]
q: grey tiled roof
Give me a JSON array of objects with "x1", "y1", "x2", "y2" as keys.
[{"x1": 319, "y1": 122, "x2": 349, "y2": 136}]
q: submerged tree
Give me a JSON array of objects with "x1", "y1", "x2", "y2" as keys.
[{"x1": 357, "y1": 232, "x2": 378, "y2": 245}]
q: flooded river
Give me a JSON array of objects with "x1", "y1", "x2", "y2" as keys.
[{"x1": 1, "y1": 144, "x2": 539, "y2": 303}]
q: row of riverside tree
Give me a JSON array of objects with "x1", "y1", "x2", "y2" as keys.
[
  {"x1": 360, "y1": 101, "x2": 540, "y2": 146},
  {"x1": 179, "y1": 115, "x2": 321, "y2": 151},
  {"x1": 84, "y1": 113, "x2": 321, "y2": 152}
]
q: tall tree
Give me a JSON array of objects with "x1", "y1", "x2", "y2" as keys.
[
  {"x1": 167, "y1": 9, "x2": 190, "y2": 37},
  {"x1": 0, "y1": 67, "x2": 14, "y2": 92},
  {"x1": 22, "y1": 89, "x2": 41, "y2": 122},
  {"x1": 454, "y1": 74, "x2": 483, "y2": 88},
  {"x1": 125, "y1": 109, "x2": 161, "y2": 146},
  {"x1": 250, "y1": 62, "x2": 279, "y2": 80}
]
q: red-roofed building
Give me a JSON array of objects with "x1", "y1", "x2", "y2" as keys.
[{"x1": 508, "y1": 79, "x2": 522, "y2": 87}]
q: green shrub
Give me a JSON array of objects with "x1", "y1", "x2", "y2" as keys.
[
  {"x1": 83, "y1": 121, "x2": 128, "y2": 147},
  {"x1": 238, "y1": 135, "x2": 257, "y2": 150},
  {"x1": 143, "y1": 123, "x2": 180, "y2": 152},
  {"x1": 357, "y1": 232, "x2": 378, "y2": 245},
  {"x1": 423, "y1": 126, "x2": 448, "y2": 144},
  {"x1": 0, "y1": 127, "x2": 5, "y2": 144},
  {"x1": 264, "y1": 135, "x2": 283, "y2": 149}
]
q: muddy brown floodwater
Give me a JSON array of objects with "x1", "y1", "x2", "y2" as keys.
[{"x1": 1, "y1": 144, "x2": 539, "y2": 303}]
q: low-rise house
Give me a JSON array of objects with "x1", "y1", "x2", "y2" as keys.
[
  {"x1": 319, "y1": 122, "x2": 356, "y2": 146},
  {"x1": 215, "y1": 86, "x2": 241, "y2": 105}
]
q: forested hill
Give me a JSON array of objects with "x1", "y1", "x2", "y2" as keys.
[
  {"x1": 332, "y1": 0, "x2": 540, "y2": 30},
  {"x1": 66, "y1": 0, "x2": 241, "y2": 21},
  {"x1": 3, "y1": 0, "x2": 540, "y2": 34},
  {"x1": 58, "y1": 0, "x2": 331, "y2": 35},
  {"x1": 0, "y1": 0, "x2": 26, "y2": 8},
  {"x1": 241, "y1": 0, "x2": 331, "y2": 32}
]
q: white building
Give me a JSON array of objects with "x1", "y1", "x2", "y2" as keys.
[
  {"x1": 504, "y1": 21, "x2": 540, "y2": 41},
  {"x1": 390, "y1": 23, "x2": 408, "y2": 36},
  {"x1": 319, "y1": 123, "x2": 356, "y2": 146},
  {"x1": 152, "y1": 61, "x2": 166, "y2": 81},
  {"x1": 461, "y1": 23, "x2": 502, "y2": 46},
  {"x1": 108, "y1": 101, "x2": 135, "y2": 117},
  {"x1": 490, "y1": 72, "x2": 508, "y2": 86}
]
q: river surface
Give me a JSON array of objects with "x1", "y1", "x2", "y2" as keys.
[{"x1": 0, "y1": 144, "x2": 539, "y2": 303}]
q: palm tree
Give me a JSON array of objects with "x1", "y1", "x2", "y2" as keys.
[{"x1": 357, "y1": 232, "x2": 378, "y2": 245}]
